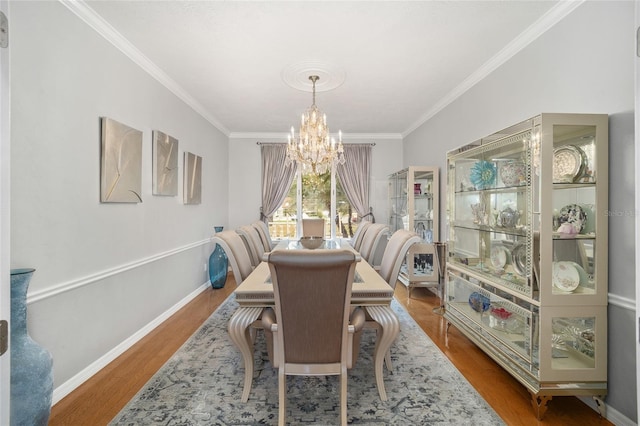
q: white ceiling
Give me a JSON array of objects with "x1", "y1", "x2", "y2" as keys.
[{"x1": 73, "y1": 1, "x2": 573, "y2": 138}]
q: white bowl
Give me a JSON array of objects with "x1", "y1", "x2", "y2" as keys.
[{"x1": 299, "y1": 236, "x2": 324, "y2": 249}]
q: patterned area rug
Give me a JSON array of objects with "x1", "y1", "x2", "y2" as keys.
[{"x1": 110, "y1": 296, "x2": 504, "y2": 425}]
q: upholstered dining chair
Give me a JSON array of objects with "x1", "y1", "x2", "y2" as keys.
[
  {"x1": 349, "y1": 220, "x2": 372, "y2": 250},
  {"x1": 211, "y1": 230, "x2": 254, "y2": 285},
  {"x1": 236, "y1": 225, "x2": 266, "y2": 267},
  {"x1": 358, "y1": 223, "x2": 390, "y2": 265},
  {"x1": 252, "y1": 220, "x2": 276, "y2": 251},
  {"x1": 378, "y1": 229, "x2": 422, "y2": 290},
  {"x1": 261, "y1": 249, "x2": 365, "y2": 426},
  {"x1": 301, "y1": 218, "x2": 325, "y2": 237},
  {"x1": 365, "y1": 229, "x2": 421, "y2": 370}
]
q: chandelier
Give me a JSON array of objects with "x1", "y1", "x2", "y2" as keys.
[{"x1": 286, "y1": 75, "x2": 345, "y2": 174}]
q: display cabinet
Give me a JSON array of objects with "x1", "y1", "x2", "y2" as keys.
[
  {"x1": 445, "y1": 113, "x2": 608, "y2": 419},
  {"x1": 388, "y1": 166, "x2": 440, "y2": 294}
]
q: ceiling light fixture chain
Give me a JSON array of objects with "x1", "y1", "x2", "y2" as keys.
[{"x1": 285, "y1": 75, "x2": 345, "y2": 174}]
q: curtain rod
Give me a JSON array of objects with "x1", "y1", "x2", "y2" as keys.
[{"x1": 256, "y1": 141, "x2": 376, "y2": 146}]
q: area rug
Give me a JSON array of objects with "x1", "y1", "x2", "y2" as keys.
[{"x1": 110, "y1": 296, "x2": 504, "y2": 425}]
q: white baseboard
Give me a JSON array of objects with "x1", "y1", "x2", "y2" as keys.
[
  {"x1": 579, "y1": 396, "x2": 637, "y2": 426},
  {"x1": 51, "y1": 281, "x2": 211, "y2": 405}
]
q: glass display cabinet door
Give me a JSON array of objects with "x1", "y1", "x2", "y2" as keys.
[
  {"x1": 538, "y1": 306, "x2": 607, "y2": 383},
  {"x1": 536, "y1": 115, "x2": 608, "y2": 306},
  {"x1": 411, "y1": 169, "x2": 436, "y2": 242},
  {"x1": 448, "y1": 129, "x2": 534, "y2": 299}
]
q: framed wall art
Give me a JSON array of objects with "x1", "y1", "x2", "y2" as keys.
[
  {"x1": 183, "y1": 151, "x2": 202, "y2": 205},
  {"x1": 100, "y1": 117, "x2": 143, "y2": 203},
  {"x1": 152, "y1": 130, "x2": 179, "y2": 196}
]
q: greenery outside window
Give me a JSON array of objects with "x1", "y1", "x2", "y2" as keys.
[{"x1": 270, "y1": 170, "x2": 363, "y2": 239}]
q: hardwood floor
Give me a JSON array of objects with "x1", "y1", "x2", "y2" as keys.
[{"x1": 49, "y1": 278, "x2": 612, "y2": 425}]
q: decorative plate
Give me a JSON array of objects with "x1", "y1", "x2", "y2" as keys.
[
  {"x1": 469, "y1": 160, "x2": 496, "y2": 190},
  {"x1": 567, "y1": 261, "x2": 589, "y2": 288},
  {"x1": 553, "y1": 145, "x2": 586, "y2": 183},
  {"x1": 490, "y1": 245, "x2": 511, "y2": 270},
  {"x1": 511, "y1": 243, "x2": 527, "y2": 277},
  {"x1": 468, "y1": 292, "x2": 490, "y2": 313},
  {"x1": 499, "y1": 161, "x2": 526, "y2": 186},
  {"x1": 552, "y1": 261, "x2": 581, "y2": 292},
  {"x1": 557, "y1": 204, "x2": 587, "y2": 234}
]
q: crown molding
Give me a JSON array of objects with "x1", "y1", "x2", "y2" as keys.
[
  {"x1": 229, "y1": 132, "x2": 403, "y2": 141},
  {"x1": 58, "y1": 0, "x2": 230, "y2": 136},
  {"x1": 402, "y1": 0, "x2": 585, "y2": 137}
]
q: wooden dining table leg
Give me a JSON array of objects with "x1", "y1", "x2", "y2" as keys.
[
  {"x1": 365, "y1": 305, "x2": 400, "y2": 401},
  {"x1": 228, "y1": 306, "x2": 264, "y2": 402}
]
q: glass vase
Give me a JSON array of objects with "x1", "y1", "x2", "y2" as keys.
[{"x1": 209, "y1": 227, "x2": 228, "y2": 289}]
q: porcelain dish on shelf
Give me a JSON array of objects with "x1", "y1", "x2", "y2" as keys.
[
  {"x1": 567, "y1": 261, "x2": 589, "y2": 288},
  {"x1": 552, "y1": 261, "x2": 581, "y2": 292},
  {"x1": 490, "y1": 245, "x2": 511, "y2": 270},
  {"x1": 557, "y1": 204, "x2": 587, "y2": 234},
  {"x1": 553, "y1": 145, "x2": 586, "y2": 183},
  {"x1": 511, "y1": 243, "x2": 527, "y2": 277},
  {"x1": 499, "y1": 161, "x2": 526, "y2": 186}
]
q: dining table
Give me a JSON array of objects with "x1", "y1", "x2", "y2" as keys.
[{"x1": 228, "y1": 238, "x2": 400, "y2": 403}]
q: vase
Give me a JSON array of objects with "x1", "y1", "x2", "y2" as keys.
[
  {"x1": 209, "y1": 227, "x2": 228, "y2": 289},
  {"x1": 10, "y1": 268, "x2": 53, "y2": 426}
]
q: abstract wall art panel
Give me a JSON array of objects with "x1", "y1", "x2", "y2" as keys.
[
  {"x1": 100, "y1": 117, "x2": 143, "y2": 203},
  {"x1": 183, "y1": 151, "x2": 202, "y2": 205},
  {"x1": 152, "y1": 130, "x2": 179, "y2": 196}
]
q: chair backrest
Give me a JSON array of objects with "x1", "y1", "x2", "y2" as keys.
[
  {"x1": 252, "y1": 220, "x2": 274, "y2": 251},
  {"x1": 359, "y1": 224, "x2": 389, "y2": 264},
  {"x1": 236, "y1": 225, "x2": 266, "y2": 267},
  {"x1": 267, "y1": 249, "x2": 357, "y2": 365},
  {"x1": 211, "y1": 230, "x2": 254, "y2": 284},
  {"x1": 378, "y1": 229, "x2": 422, "y2": 289},
  {"x1": 352, "y1": 221, "x2": 373, "y2": 251},
  {"x1": 302, "y1": 218, "x2": 325, "y2": 237}
]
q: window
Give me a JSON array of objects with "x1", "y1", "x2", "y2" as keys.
[{"x1": 270, "y1": 170, "x2": 362, "y2": 239}]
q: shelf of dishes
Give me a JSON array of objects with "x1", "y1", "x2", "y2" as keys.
[
  {"x1": 446, "y1": 269, "x2": 598, "y2": 371},
  {"x1": 449, "y1": 231, "x2": 596, "y2": 297},
  {"x1": 446, "y1": 270, "x2": 535, "y2": 364}
]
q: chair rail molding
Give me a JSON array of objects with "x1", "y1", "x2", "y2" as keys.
[{"x1": 27, "y1": 238, "x2": 211, "y2": 304}]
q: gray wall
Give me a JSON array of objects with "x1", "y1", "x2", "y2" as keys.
[
  {"x1": 10, "y1": 1, "x2": 229, "y2": 399},
  {"x1": 403, "y1": 1, "x2": 636, "y2": 422}
]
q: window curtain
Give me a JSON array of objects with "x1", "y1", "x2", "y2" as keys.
[
  {"x1": 336, "y1": 144, "x2": 372, "y2": 220},
  {"x1": 260, "y1": 144, "x2": 297, "y2": 222}
]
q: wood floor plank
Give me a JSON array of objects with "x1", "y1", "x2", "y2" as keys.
[{"x1": 49, "y1": 278, "x2": 612, "y2": 425}]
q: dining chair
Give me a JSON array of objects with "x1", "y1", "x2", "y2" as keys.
[
  {"x1": 214, "y1": 229, "x2": 269, "y2": 364},
  {"x1": 358, "y1": 223, "x2": 390, "y2": 265},
  {"x1": 261, "y1": 249, "x2": 365, "y2": 426},
  {"x1": 378, "y1": 229, "x2": 422, "y2": 290},
  {"x1": 365, "y1": 229, "x2": 421, "y2": 370},
  {"x1": 350, "y1": 220, "x2": 372, "y2": 250},
  {"x1": 301, "y1": 218, "x2": 325, "y2": 237},
  {"x1": 252, "y1": 220, "x2": 276, "y2": 251},
  {"x1": 236, "y1": 225, "x2": 266, "y2": 267},
  {"x1": 211, "y1": 230, "x2": 254, "y2": 285}
]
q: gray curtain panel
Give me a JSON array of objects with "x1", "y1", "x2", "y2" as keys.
[
  {"x1": 260, "y1": 144, "x2": 297, "y2": 221},
  {"x1": 337, "y1": 144, "x2": 372, "y2": 218}
]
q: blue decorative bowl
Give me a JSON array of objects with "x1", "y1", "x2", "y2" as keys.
[{"x1": 468, "y1": 292, "x2": 491, "y2": 313}]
